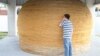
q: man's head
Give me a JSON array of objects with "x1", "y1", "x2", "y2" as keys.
[{"x1": 64, "y1": 14, "x2": 70, "y2": 19}]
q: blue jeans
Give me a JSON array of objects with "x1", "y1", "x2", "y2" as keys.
[{"x1": 63, "y1": 38, "x2": 72, "y2": 56}]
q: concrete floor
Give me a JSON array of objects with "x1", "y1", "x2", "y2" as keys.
[
  {"x1": 0, "y1": 36, "x2": 100, "y2": 56},
  {"x1": 73, "y1": 36, "x2": 100, "y2": 56},
  {"x1": 83, "y1": 36, "x2": 100, "y2": 56},
  {"x1": 0, "y1": 36, "x2": 35, "y2": 56}
]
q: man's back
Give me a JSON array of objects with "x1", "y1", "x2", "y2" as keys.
[{"x1": 61, "y1": 18, "x2": 73, "y2": 38}]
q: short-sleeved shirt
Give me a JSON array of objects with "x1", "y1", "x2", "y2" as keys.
[{"x1": 60, "y1": 18, "x2": 73, "y2": 38}]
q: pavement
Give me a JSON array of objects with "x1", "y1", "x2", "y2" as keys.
[{"x1": 0, "y1": 36, "x2": 100, "y2": 56}]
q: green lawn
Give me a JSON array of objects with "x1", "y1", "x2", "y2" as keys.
[{"x1": 0, "y1": 32, "x2": 8, "y2": 39}]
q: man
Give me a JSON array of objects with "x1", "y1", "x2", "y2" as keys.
[{"x1": 59, "y1": 14, "x2": 73, "y2": 56}]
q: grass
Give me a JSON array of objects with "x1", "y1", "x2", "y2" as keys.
[{"x1": 0, "y1": 32, "x2": 8, "y2": 39}]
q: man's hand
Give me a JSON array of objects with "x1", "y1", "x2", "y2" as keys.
[
  {"x1": 59, "y1": 23, "x2": 62, "y2": 27},
  {"x1": 59, "y1": 18, "x2": 65, "y2": 27}
]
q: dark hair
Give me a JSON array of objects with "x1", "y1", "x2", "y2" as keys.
[{"x1": 64, "y1": 14, "x2": 70, "y2": 19}]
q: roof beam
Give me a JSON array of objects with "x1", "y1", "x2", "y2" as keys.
[
  {"x1": 0, "y1": 0, "x2": 8, "y2": 4},
  {"x1": 94, "y1": 0, "x2": 100, "y2": 4},
  {"x1": 0, "y1": 0, "x2": 28, "y2": 6}
]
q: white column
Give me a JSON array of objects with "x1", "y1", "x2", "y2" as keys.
[
  {"x1": 86, "y1": 0, "x2": 95, "y2": 7},
  {"x1": 86, "y1": 0, "x2": 95, "y2": 36},
  {"x1": 7, "y1": 0, "x2": 16, "y2": 37}
]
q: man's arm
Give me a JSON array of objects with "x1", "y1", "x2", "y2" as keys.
[{"x1": 59, "y1": 18, "x2": 65, "y2": 27}]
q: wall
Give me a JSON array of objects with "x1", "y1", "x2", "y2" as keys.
[
  {"x1": 0, "y1": 7, "x2": 18, "y2": 33},
  {"x1": 94, "y1": 16, "x2": 100, "y2": 35},
  {"x1": 0, "y1": 15, "x2": 8, "y2": 32},
  {"x1": 0, "y1": 15, "x2": 18, "y2": 32}
]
